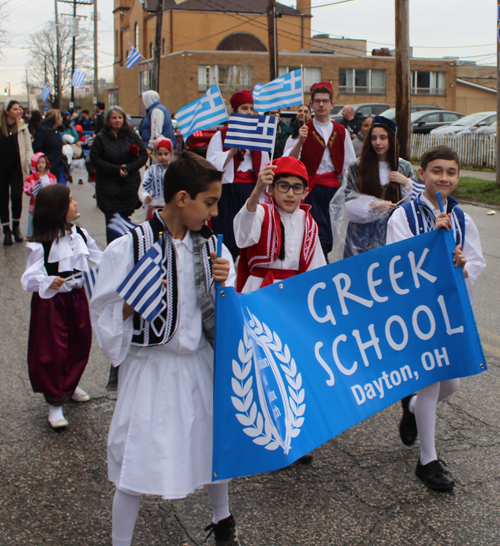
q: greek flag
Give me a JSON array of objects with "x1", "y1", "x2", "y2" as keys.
[
  {"x1": 72, "y1": 69, "x2": 86, "y2": 88},
  {"x1": 224, "y1": 114, "x2": 278, "y2": 153},
  {"x1": 83, "y1": 267, "x2": 99, "y2": 299},
  {"x1": 107, "y1": 213, "x2": 137, "y2": 238},
  {"x1": 32, "y1": 181, "x2": 42, "y2": 197},
  {"x1": 40, "y1": 84, "x2": 52, "y2": 101},
  {"x1": 116, "y1": 238, "x2": 164, "y2": 323},
  {"x1": 176, "y1": 85, "x2": 229, "y2": 140},
  {"x1": 126, "y1": 46, "x2": 143, "y2": 69},
  {"x1": 253, "y1": 69, "x2": 303, "y2": 112}
]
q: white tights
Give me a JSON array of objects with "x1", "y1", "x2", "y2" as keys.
[
  {"x1": 111, "y1": 483, "x2": 230, "y2": 546},
  {"x1": 409, "y1": 379, "x2": 460, "y2": 465}
]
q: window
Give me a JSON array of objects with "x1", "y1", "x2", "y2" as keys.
[
  {"x1": 135, "y1": 23, "x2": 139, "y2": 49},
  {"x1": 338, "y1": 68, "x2": 385, "y2": 94},
  {"x1": 198, "y1": 65, "x2": 252, "y2": 92},
  {"x1": 162, "y1": 38, "x2": 165, "y2": 55},
  {"x1": 139, "y1": 69, "x2": 152, "y2": 95},
  {"x1": 411, "y1": 71, "x2": 445, "y2": 96},
  {"x1": 442, "y1": 113, "x2": 461, "y2": 122},
  {"x1": 279, "y1": 66, "x2": 321, "y2": 92},
  {"x1": 108, "y1": 92, "x2": 119, "y2": 107},
  {"x1": 149, "y1": 42, "x2": 153, "y2": 59}
]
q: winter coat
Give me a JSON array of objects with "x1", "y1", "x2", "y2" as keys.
[
  {"x1": 0, "y1": 120, "x2": 33, "y2": 179},
  {"x1": 90, "y1": 127, "x2": 148, "y2": 213},
  {"x1": 33, "y1": 120, "x2": 64, "y2": 180}
]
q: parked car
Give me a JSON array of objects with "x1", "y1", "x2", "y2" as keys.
[
  {"x1": 430, "y1": 112, "x2": 496, "y2": 135},
  {"x1": 330, "y1": 103, "x2": 390, "y2": 121},
  {"x1": 454, "y1": 115, "x2": 497, "y2": 135},
  {"x1": 411, "y1": 110, "x2": 464, "y2": 134},
  {"x1": 379, "y1": 105, "x2": 446, "y2": 121},
  {"x1": 474, "y1": 121, "x2": 497, "y2": 136}
]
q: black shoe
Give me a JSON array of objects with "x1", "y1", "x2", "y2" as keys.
[
  {"x1": 3, "y1": 230, "x2": 12, "y2": 246},
  {"x1": 12, "y1": 225, "x2": 23, "y2": 243},
  {"x1": 296, "y1": 453, "x2": 313, "y2": 465},
  {"x1": 205, "y1": 514, "x2": 240, "y2": 545},
  {"x1": 415, "y1": 459, "x2": 455, "y2": 491},
  {"x1": 399, "y1": 394, "x2": 418, "y2": 446},
  {"x1": 78, "y1": 179, "x2": 84, "y2": 185}
]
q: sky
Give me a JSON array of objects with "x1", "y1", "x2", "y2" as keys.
[{"x1": 0, "y1": 0, "x2": 497, "y2": 96}]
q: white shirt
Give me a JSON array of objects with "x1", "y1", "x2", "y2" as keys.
[
  {"x1": 234, "y1": 200, "x2": 326, "y2": 293},
  {"x1": 21, "y1": 226, "x2": 102, "y2": 299},
  {"x1": 206, "y1": 131, "x2": 269, "y2": 185}
]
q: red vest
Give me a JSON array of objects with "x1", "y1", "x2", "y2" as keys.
[
  {"x1": 300, "y1": 119, "x2": 346, "y2": 177},
  {"x1": 236, "y1": 202, "x2": 319, "y2": 292},
  {"x1": 219, "y1": 126, "x2": 262, "y2": 179}
]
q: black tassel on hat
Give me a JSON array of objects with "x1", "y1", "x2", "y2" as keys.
[{"x1": 279, "y1": 221, "x2": 285, "y2": 261}]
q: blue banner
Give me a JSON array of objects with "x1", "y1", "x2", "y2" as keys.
[{"x1": 212, "y1": 229, "x2": 486, "y2": 481}]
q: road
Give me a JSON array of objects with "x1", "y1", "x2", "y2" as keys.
[{"x1": 0, "y1": 179, "x2": 499, "y2": 546}]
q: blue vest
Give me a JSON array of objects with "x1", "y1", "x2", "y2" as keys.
[
  {"x1": 141, "y1": 101, "x2": 176, "y2": 147},
  {"x1": 401, "y1": 195, "x2": 466, "y2": 246}
]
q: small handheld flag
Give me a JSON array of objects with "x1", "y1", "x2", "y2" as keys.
[
  {"x1": 32, "y1": 181, "x2": 42, "y2": 197},
  {"x1": 72, "y1": 69, "x2": 86, "y2": 88},
  {"x1": 224, "y1": 114, "x2": 278, "y2": 154},
  {"x1": 116, "y1": 238, "x2": 164, "y2": 323},
  {"x1": 176, "y1": 85, "x2": 229, "y2": 140},
  {"x1": 83, "y1": 267, "x2": 99, "y2": 299},
  {"x1": 436, "y1": 192, "x2": 445, "y2": 213},
  {"x1": 253, "y1": 69, "x2": 303, "y2": 112},
  {"x1": 40, "y1": 84, "x2": 52, "y2": 101},
  {"x1": 126, "y1": 46, "x2": 143, "y2": 69},
  {"x1": 107, "y1": 213, "x2": 137, "y2": 238}
]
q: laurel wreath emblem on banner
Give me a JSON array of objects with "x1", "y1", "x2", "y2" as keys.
[{"x1": 231, "y1": 309, "x2": 306, "y2": 453}]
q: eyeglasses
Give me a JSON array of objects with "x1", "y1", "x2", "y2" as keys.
[
  {"x1": 312, "y1": 99, "x2": 331, "y2": 105},
  {"x1": 273, "y1": 181, "x2": 307, "y2": 195}
]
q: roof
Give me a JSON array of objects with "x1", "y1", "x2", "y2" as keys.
[
  {"x1": 456, "y1": 78, "x2": 497, "y2": 94},
  {"x1": 155, "y1": 0, "x2": 302, "y2": 16}
]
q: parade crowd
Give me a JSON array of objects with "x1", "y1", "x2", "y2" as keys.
[{"x1": 0, "y1": 80, "x2": 486, "y2": 546}]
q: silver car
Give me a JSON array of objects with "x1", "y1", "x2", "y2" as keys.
[{"x1": 430, "y1": 112, "x2": 496, "y2": 135}]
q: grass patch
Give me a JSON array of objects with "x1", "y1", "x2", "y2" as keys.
[{"x1": 452, "y1": 176, "x2": 500, "y2": 206}]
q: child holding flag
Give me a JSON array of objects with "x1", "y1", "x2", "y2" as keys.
[
  {"x1": 387, "y1": 145, "x2": 485, "y2": 491},
  {"x1": 90, "y1": 152, "x2": 239, "y2": 546}
]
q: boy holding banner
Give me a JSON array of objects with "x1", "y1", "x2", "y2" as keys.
[
  {"x1": 90, "y1": 152, "x2": 239, "y2": 546},
  {"x1": 387, "y1": 145, "x2": 485, "y2": 491}
]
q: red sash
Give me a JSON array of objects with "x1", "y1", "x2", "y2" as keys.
[
  {"x1": 300, "y1": 120, "x2": 346, "y2": 178},
  {"x1": 236, "y1": 201, "x2": 319, "y2": 292},
  {"x1": 219, "y1": 126, "x2": 262, "y2": 181},
  {"x1": 234, "y1": 171, "x2": 257, "y2": 184},
  {"x1": 308, "y1": 171, "x2": 340, "y2": 193},
  {"x1": 250, "y1": 267, "x2": 298, "y2": 288}
]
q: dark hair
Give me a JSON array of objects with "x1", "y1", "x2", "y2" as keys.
[
  {"x1": 420, "y1": 145, "x2": 460, "y2": 171},
  {"x1": 310, "y1": 85, "x2": 333, "y2": 102},
  {"x1": 29, "y1": 185, "x2": 72, "y2": 242},
  {"x1": 96, "y1": 101, "x2": 105, "y2": 110},
  {"x1": 358, "y1": 124, "x2": 400, "y2": 202},
  {"x1": 103, "y1": 106, "x2": 132, "y2": 133},
  {"x1": 163, "y1": 151, "x2": 223, "y2": 203},
  {"x1": 28, "y1": 110, "x2": 42, "y2": 136},
  {"x1": 81, "y1": 109, "x2": 90, "y2": 115},
  {"x1": 1, "y1": 99, "x2": 20, "y2": 136}
]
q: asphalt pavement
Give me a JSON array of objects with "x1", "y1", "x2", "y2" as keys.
[{"x1": 1, "y1": 179, "x2": 499, "y2": 546}]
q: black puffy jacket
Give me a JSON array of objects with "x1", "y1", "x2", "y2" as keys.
[
  {"x1": 33, "y1": 120, "x2": 64, "y2": 180},
  {"x1": 90, "y1": 128, "x2": 148, "y2": 213}
]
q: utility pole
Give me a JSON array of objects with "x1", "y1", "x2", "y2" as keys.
[
  {"x1": 54, "y1": 0, "x2": 62, "y2": 109},
  {"x1": 152, "y1": 0, "x2": 163, "y2": 91},
  {"x1": 26, "y1": 69, "x2": 30, "y2": 113},
  {"x1": 497, "y1": 1, "x2": 500, "y2": 186},
  {"x1": 395, "y1": 0, "x2": 410, "y2": 160},
  {"x1": 93, "y1": 0, "x2": 98, "y2": 105},
  {"x1": 267, "y1": 0, "x2": 278, "y2": 81}
]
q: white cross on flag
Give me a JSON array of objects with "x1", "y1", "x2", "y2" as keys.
[
  {"x1": 224, "y1": 114, "x2": 278, "y2": 154},
  {"x1": 253, "y1": 69, "x2": 303, "y2": 112}
]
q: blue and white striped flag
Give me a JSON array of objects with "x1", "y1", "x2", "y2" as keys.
[
  {"x1": 224, "y1": 114, "x2": 278, "y2": 154},
  {"x1": 40, "y1": 84, "x2": 52, "y2": 101},
  {"x1": 32, "y1": 181, "x2": 42, "y2": 197},
  {"x1": 126, "y1": 46, "x2": 143, "y2": 69},
  {"x1": 176, "y1": 85, "x2": 229, "y2": 140},
  {"x1": 116, "y1": 238, "x2": 164, "y2": 323},
  {"x1": 83, "y1": 267, "x2": 99, "y2": 299},
  {"x1": 107, "y1": 213, "x2": 137, "y2": 238},
  {"x1": 72, "y1": 69, "x2": 86, "y2": 88},
  {"x1": 253, "y1": 69, "x2": 303, "y2": 112}
]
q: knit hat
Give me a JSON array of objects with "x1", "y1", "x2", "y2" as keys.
[
  {"x1": 75, "y1": 124, "x2": 83, "y2": 133},
  {"x1": 230, "y1": 90, "x2": 253, "y2": 110},
  {"x1": 154, "y1": 137, "x2": 173, "y2": 152},
  {"x1": 31, "y1": 152, "x2": 50, "y2": 174},
  {"x1": 271, "y1": 156, "x2": 308, "y2": 186},
  {"x1": 372, "y1": 115, "x2": 398, "y2": 136},
  {"x1": 310, "y1": 81, "x2": 334, "y2": 98}
]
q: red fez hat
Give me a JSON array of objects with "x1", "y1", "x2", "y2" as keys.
[
  {"x1": 230, "y1": 90, "x2": 253, "y2": 110},
  {"x1": 310, "y1": 81, "x2": 334, "y2": 98},
  {"x1": 154, "y1": 137, "x2": 173, "y2": 152},
  {"x1": 272, "y1": 156, "x2": 309, "y2": 185}
]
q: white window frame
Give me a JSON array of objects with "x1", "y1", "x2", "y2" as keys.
[
  {"x1": 139, "y1": 69, "x2": 152, "y2": 95},
  {"x1": 338, "y1": 68, "x2": 386, "y2": 94},
  {"x1": 411, "y1": 70, "x2": 446, "y2": 96},
  {"x1": 198, "y1": 64, "x2": 252, "y2": 92},
  {"x1": 279, "y1": 66, "x2": 321, "y2": 92}
]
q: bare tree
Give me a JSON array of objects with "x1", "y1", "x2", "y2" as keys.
[
  {"x1": 0, "y1": 1, "x2": 10, "y2": 56},
  {"x1": 27, "y1": 19, "x2": 92, "y2": 105}
]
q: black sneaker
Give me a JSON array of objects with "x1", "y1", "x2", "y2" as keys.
[
  {"x1": 415, "y1": 459, "x2": 455, "y2": 491},
  {"x1": 205, "y1": 514, "x2": 240, "y2": 545},
  {"x1": 399, "y1": 394, "x2": 418, "y2": 446}
]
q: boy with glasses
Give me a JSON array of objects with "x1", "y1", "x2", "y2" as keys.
[{"x1": 285, "y1": 82, "x2": 355, "y2": 259}]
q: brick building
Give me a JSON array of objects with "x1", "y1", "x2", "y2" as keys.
[{"x1": 110, "y1": 0, "x2": 458, "y2": 116}]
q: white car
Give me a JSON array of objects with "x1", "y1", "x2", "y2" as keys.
[
  {"x1": 475, "y1": 121, "x2": 496, "y2": 136},
  {"x1": 430, "y1": 112, "x2": 496, "y2": 135}
]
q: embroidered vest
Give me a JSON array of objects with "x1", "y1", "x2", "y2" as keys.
[
  {"x1": 236, "y1": 202, "x2": 319, "y2": 292},
  {"x1": 219, "y1": 126, "x2": 262, "y2": 178},
  {"x1": 300, "y1": 120, "x2": 346, "y2": 177},
  {"x1": 130, "y1": 212, "x2": 217, "y2": 347},
  {"x1": 400, "y1": 195, "x2": 466, "y2": 246},
  {"x1": 42, "y1": 226, "x2": 88, "y2": 278}
]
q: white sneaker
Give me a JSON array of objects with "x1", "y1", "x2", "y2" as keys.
[
  {"x1": 48, "y1": 405, "x2": 68, "y2": 428},
  {"x1": 49, "y1": 417, "x2": 69, "y2": 429}
]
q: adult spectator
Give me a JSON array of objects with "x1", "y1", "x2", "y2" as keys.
[
  {"x1": 60, "y1": 111, "x2": 79, "y2": 143},
  {"x1": 94, "y1": 101, "x2": 105, "y2": 134},
  {"x1": 353, "y1": 115, "x2": 373, "y2": 157},
  {"x1": 27, "y1": 110, "x2": 42, "y2": 137},
  {"x1": 141, "y1": 90, "x2": 176, "y2": 151},
  {"x1": 90, "y1": 106, "x2": 148, "y2": 244},
  {"x1": 0, "y1": 99, "x2": 33, "y2": 245},
  {"x1": 338, "y1": 105, "x2": 362, "y2": 139},
  {"x1": 33, "y1": 109, "x2": 65, "y2": 183},
  {"x1": 77, "y1": 109, "x2": 95, "y2": 133},
  {"x1": 281, "y1": 104, "x2": 312, "y2": 155}
]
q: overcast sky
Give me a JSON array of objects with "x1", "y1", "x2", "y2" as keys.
[{"x1": 0, "y1": 0, "x2": 497, "y2": 95}]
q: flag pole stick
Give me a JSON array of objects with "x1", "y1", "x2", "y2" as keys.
[{"x1": 300, "y1": 64, "x2": 304, "y2": 106}]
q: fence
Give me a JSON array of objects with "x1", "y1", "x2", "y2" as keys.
[{"x1": 410, "y1": 133, "x2": 497, "y2": 169}]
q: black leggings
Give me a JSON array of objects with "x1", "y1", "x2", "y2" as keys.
[{"x1": 0, "y1": 169, "x2": 23, "y2": 226}]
